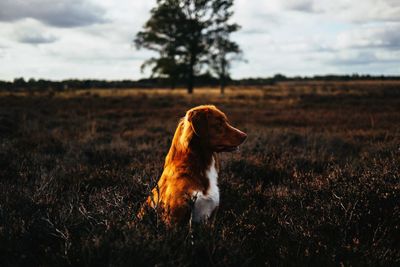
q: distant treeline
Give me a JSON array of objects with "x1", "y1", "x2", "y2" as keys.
[{"x1": 1, "y1": 74, "x2": 400, "y2": 91}]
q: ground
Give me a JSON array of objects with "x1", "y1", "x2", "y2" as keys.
[{"x1": 0, "y1": 81, "x2": 399, "y2": 266}]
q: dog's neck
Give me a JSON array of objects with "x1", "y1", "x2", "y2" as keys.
[
  {"x1": 167, "y1": 133, "x2": 214, "y2": 169},
  {"x1": 165, "y1": 120, "x2": 216, "y2": 190}
]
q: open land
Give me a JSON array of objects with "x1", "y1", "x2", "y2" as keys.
[{"x1": 0, "y1": 81, "x2": 399, "y2": 266}]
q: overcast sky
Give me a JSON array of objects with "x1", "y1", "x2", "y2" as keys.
[{"x1": 0, "y1": 0, "x2": 399, "y2": 81}]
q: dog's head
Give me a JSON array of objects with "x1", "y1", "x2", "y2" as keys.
[{"x1": 181, "y1": 105, "x2": 247, "y2": 152}]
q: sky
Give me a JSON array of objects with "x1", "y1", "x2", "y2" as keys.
[{"x1": 0, "y1": 0, "x2": 400, "y2": 81}]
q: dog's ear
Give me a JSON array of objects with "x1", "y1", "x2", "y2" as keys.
[{"x1": 187, "y1": 109, "x2": 208, "y2": 138}]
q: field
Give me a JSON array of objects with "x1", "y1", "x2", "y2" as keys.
[{"x1": 0, "y1": 81, "x2": 399, "y2": 266}]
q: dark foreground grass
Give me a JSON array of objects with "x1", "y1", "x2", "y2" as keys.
[{"x1": 0, "y1": 83, "x2": 399, "y2": 266}]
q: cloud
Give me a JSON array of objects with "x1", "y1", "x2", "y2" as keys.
[
  {"x1": 336, "y1": 0, "x2": 400, "y2": 24},
  {"x1": 17, "y1": 33, "x2": 58, "y2": 45},
  {"x1": 1, "y1": 1, "x2": 400, "y2": 80},
  {"x1": 4, "y1": 19, "x2": 60, "y2": 45},
  {"x1": 0, "y1": 0, "x2": 107, "y2": 28},
  {"x1": 273, "y1": 0, "x2": 400, "y2": 23},
  {"x1": 281, "y1": 0, "x2": 316, "y2": 13},
  {"x1": 0, "y1": 46, "x2": 5, "y2": 58},
  {"x1": 326, "y1": 50, "x2": 400, "y2": 67},
  {"x1": 240, "y1": 28, "x2": 269, "y2": 35},
  {"x1": 329, "y1": 51, "x2": 378, "y2": 65},
  {"x1": 15, "y1": 28, "x2": 58, "y2": 44},
  {"x1": 335, "y1": 24, "x2": 400, "y2": 50}
]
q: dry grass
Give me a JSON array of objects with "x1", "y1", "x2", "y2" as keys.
[{"x1": 0, "y1": 82, "x2": 399, "y2": 266}]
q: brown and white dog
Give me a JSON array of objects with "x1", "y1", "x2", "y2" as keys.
[{"x1": 139, "y1": 105, "x2": 247, "y2": 225}]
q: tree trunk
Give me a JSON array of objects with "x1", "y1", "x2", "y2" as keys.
[
  {"x1": 220, "y1": 75, "x2": 225, "y2": 95},
  {"x1": 188, "y1": 67, "x2": 194, "y2": 94},
  {"x1": 187, "y1": 58, "x2": 195, "y2": 94},
  {"x1": 170, "y1": 77, "x2": 175, "y2": 90},
  {"x1": 220, "y1": 63, "x2": 226, "y2": 95}
]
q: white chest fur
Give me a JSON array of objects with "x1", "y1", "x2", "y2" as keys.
[{"x1": 191, "y1": 157, "x2": 220, "y2": 223}]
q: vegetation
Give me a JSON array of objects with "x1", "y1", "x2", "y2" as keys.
[
  {"x1": 0, "y1": 81, "x2": 399, "y2": 266},
  {"x1": 2, "y1": 74, "x2": 400, "y2": 92},
  {"x1": 206, "y1": 0, "x2": 242, "y2": 95},
  {"x1": 134, "y1": 0, "x2": 241, "y2": 94}
]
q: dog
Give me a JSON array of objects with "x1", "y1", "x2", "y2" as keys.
[{"x1": 138, "y1": 105, "x2": 247, "y2": 225}]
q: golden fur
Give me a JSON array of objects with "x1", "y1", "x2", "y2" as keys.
[{"x1": 138, "y1": 105, "x2": 247, "y2": 225}]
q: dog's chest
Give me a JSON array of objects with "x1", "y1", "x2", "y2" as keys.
[{"x1": 191, "y1": 158, "x2": 220, "y2": 223}]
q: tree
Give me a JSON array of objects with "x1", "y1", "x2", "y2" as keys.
[
  {"x1": 134, "y1": 0, "x2": 242, "y2": 94},
  {"x1": 13, "y1": 78, "x2": 26, "y2": 90},
  {"x1": 207, "y1": 0, "x2": 241, "y2": 95},
  {"x1": 135, "y1": 1, "x2": 184, "y2": 89}
]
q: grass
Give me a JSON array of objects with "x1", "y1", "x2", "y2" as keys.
[{"x1": 0, "y1": 82, "x2": 399, "y2": 266}]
